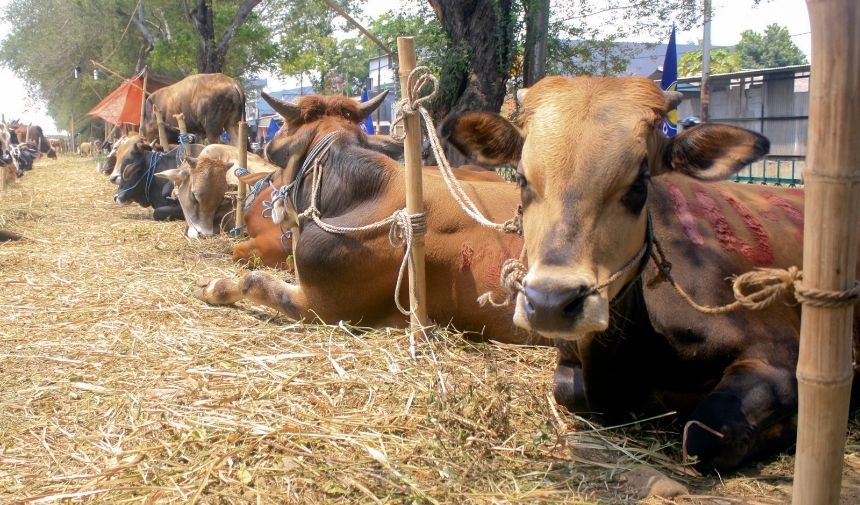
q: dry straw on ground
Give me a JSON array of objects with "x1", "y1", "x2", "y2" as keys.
[{"x1": 1, "y1": 157, "x2": 858, "y2": 504}]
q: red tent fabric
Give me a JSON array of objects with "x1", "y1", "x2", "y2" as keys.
[{"x1": 87, "y1": 70, "x2": 174, "y2": 126}]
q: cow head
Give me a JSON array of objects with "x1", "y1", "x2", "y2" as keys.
[
  {"x1": 107, "y1": 136, "x2": 144, "y2": 183},
  {"x1": 155, "y1": 156, "x2": 235, "y2": 238},
  {"x1": 260, "y1": 90, "x2": 388, "y2": 225},
  {"x1": 113, "y1": 142, "x2": 152, "y2": 205},
  {"x1": 443, "y1": 76, "x2": 768, "y2": 340}
]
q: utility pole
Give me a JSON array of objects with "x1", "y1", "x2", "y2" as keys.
[{"x1": 701, "y1": 0, "x2": 712, "y2": 121}]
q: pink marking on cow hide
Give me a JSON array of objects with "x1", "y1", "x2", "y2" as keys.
[
  {"x1": 665, "y1": 181, "x2": 705, "y2": 246},
  {"x1": 691, "y1": 184, "x2": 774, "y2": 266},
  {"x1": 459, "y1": 243, "x2": 475, "y2": 272},
  {"x1": 761, "y1": 191, "x2": 804, "y2": 243},
  {"x1": 718, "y1": 190, "x2": 774, "y2": 266}
]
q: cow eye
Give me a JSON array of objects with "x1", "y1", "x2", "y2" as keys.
[
  {"x1": 515, "y1": 162, "x2": 528, "y2": 188},
  {"x1": 620, "y1": 159, "x2": 650, "y2": 214}
]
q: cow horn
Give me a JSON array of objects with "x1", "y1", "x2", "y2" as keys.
[
  {"x1": 357, "y1": 89, "x2": 389, "y2": 120},
  {"x1": 261, "y1": 92, "x2": 301, "y2": 124},
  {"x1": 516, "y1": 88, "x2": 528, "y2": 106},
  {"x1": 664, "y1": 90, "x2": 684, "y2": 111}
]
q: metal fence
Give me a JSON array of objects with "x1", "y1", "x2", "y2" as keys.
[{"x1": 675, "y1": 65, "x2": 809, "y2": 186}]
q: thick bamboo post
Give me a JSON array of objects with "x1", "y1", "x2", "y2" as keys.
[
  {"x1": 138, "y1": 70, "x2": 148, "y2": 135},
  {"x1": 792, "y1": 2, "x2": 860, "y2": 504},
  {"x1": 153, "y1": 105, "x2": 169, "y2": 148},
  {"x1": 173, "y1": 113, "x2": 187, "y2": 135},
  {"x1": 396, "y1": 37, "x2": 429, "y2": 333},
  {"x1": 234, "y1": 121, "x2": 249, "y2": 232}
]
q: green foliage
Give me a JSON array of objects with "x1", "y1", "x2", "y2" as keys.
[
  {"x1": 0, "y1": 0, "x2": 275, "y2": 132},
  {"x1": 678, "y1": 48, "x2": 742, "y2": 77},
  {"x1": 736, "y1": 23, "x2": 808, "y2": 69},
  {"x1": 543, "y1": 0, "x2": 700, "y2": 78}
]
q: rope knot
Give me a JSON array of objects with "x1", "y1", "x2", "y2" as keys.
[
  {"x1": 390, "y1": 67, "x2": 440, "y2": 142},
  {"x1": 732, "y1": 266, "x2": 802, "y2": 311},
  {"x1": 477, "y1": 258, "x2": 527, "y2": 308}
]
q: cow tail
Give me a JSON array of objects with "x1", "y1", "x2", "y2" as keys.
[{"x1": 237, "y1": 83, "x2": 247, "y2": 122}]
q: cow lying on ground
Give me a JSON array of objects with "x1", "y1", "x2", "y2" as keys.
[
  {"x1": 154, "y1": 145, "x2": 278, "y2": 238},
  {"x1": 229, "y1": 163, "x2": 507, "y2": 270},
  {"x1": 142, "y1": 73, "x2": 244, "y2": 145},
  {"x1": 441, "y1": 75, "x2": 860, "y2": 472},
  {"x1": 195, "y1": 92, "x2": 545, "y2": 345},
  {"x1": 100, "y1": 135, "x2": 138, "y2": 176},
  {"x1": 113, "y1": 143, "x2": 205, "y2": 220}
]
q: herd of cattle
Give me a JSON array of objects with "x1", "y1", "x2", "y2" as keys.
[{"x1": 5, "y1": 71, "x2": 860, "y2": 476}]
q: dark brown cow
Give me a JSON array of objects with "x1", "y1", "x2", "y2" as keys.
[
  {"x1": 142, "y1": 73, "x2": 244, "y2": 145},
  {"x1": 195, "y1": 92, "x2": 545, "y2": 345},
  {"x1": 442, "y1": 75, "x2": 860, "y2": 472},
  {"x1": 13, "y1": 125, "x2": 55, "y2": 158}
]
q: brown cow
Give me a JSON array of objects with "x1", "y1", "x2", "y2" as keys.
[
  {"x1": 48, "y1": 138, "x2": 61, "y2": 155},
  {"x1": 13, "y1": 125, "x2": 55, "y2": 158},
  {"x1": 228, "y1": 163, "x2": 505, "y2": 270},
  {"x1": 154, "y1": 145, "x2": 278, "y2": 238},
  {"x1": 442, "y1": 75, "x2": 860, "y2": 472},
  {"x1": 78, "y1": 142, "x2": 94, "y2": 157},
  {"x1": 142, "y1": 73, "x2": 244, "y2": 146},
  {"x1": 194, "y1": 92, "x2": 544, "y2": 346}
]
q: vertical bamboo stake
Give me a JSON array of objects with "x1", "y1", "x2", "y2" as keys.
[
  {"x1": 792, "y1": 1, "x2": 860, "y2": 504},
  {"x1": 173, "y1": 113, "x2": 187, "y2": 135},
  {"x1": 234, "y1": 121, "x2": 249, "y2": 232},
  {"x1": 397, "y1": 37, "x2": 429, "y2": 334},
  {"x1": 70, "y1": 115, "x2": 75, "y2": 154},
  {"x1": 139, "y1": 69, "x2": 148, "y2": 135},
  {"x1": 153, "y1": 105, "x2": 169, "y2": 148}
]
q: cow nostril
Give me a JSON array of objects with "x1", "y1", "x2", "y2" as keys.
[{"x1": 561, "y1": 286, "x2": 592, "y2": 320}]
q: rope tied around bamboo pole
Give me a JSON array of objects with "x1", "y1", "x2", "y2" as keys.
[{"x1": 390, "y1": 67, "x2": 523, "y2": 235}]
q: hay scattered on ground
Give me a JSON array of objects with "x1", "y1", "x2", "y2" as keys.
[{"x1": 1, "y1": 157, "x2": 858, "y2": 504}]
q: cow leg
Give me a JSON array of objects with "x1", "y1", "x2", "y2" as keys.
[
  {"x1": 225, "y1": 123, "x2": 240, "y2": 148},
  {"x1": 153, "y1": 205, "x2": 184, "y2": 221},
  {"x1": 683, "y1": 358, "x2": 796, "y2": 473},
  {"x1": 195, "y1": 272, "x2": 308, "y2": 320}
]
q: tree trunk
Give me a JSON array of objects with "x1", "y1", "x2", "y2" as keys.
[
  {"x1": 183, "y1": 0, "x2": 262, "y2": 73},
  {"x1": 522, "y1": 0, "x2": 550, "y2": 87},
  {"x1": 428, "y1": 0, "x2": 517, "y2": 120}
]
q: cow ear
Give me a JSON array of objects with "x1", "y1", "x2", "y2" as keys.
[
  {"x1": 185, "y1": 157, "x2": 198, "y2": 168},
  {"x1": 440, "y1": 112, "x2": 524, "y2": 166},
  {"x1": 155, "y1": 168, "x2": 189, "y2": 183},
  {"x1": 656, "y1": 123, "x2": 770, "y2": 180}
]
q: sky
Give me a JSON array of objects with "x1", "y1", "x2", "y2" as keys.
[{"x1": 0, "y1": 0, "x2": 812, "y2": 135}]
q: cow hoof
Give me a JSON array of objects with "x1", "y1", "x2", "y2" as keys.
[
  {"x1": 617, "y1": 465, "x2": 688, "y2": 499},
  {"x1": 195, "y1": 277, "x2": 241, "y2": 305}
]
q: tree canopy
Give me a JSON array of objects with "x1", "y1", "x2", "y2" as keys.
[
  {"x1": 678, "y1": 48, "x2": 742, "y2": 77},
  {"x1": 736, "y1": 23, "x2": 808, "y2": 69}
]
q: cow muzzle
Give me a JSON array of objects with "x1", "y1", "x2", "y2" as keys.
[{"x1": 513, "y1": 272, "x2": 609, "y2": 339}]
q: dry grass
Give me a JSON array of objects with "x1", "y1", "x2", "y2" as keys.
[{"x1": 1, "y1": 156, "x2": 858, "y2": 504}]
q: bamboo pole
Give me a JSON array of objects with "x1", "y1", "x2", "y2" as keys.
[
  {"x1": 234, "y1": 121, "x2": 248, "y2": 232},
  {"x1": 138, "y1": 69, "x2": 148, "y2": 135},
  {"x1": 173, "y1": 113, "x2": 187, "y2": 135},
  {"x1": 396, "y1": 37, "x2": 429, "y2": 333},
  {"x1": 70, "y1": 115, "x2": 75, "y2": 154},
  {"x1": 792, "y1": 2, "x2": 860, "y2": 504},
  {"x1": 153, "y1": 105, "x2": 169, "y2": 148}
]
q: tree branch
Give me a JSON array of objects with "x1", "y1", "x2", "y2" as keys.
[
  {"x1": 216, "y1": 0, "x2": 263, "y2": 55},
  {"x1": 117, "y1": 7, "x2": 155, "y2": 48}
]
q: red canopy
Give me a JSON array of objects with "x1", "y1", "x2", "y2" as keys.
[{"x1": 87, "y1": 70, "x2": 174, "y2": 126}]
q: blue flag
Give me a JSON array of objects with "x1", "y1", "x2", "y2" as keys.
[
  {"x1": 265, "y1": 117, "x2": 280, "y2": 142},
  {"x1": 359, "y1": 88, "x2": 376, "y2": 135},
  {"x1": 661, "y1": 26, "x2": 679, "y2": 137}
]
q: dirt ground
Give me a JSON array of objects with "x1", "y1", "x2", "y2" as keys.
[{"x1": 1, "y1": 156, "x2": 858, "y2": 504}]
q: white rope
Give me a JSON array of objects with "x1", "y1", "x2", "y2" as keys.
[
  {"x1": 281, "y1": 141, "x2": 426, "y2": 318},
  {"x1": 391, "y1": 67, "x2": 521, "y2": 235}
]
